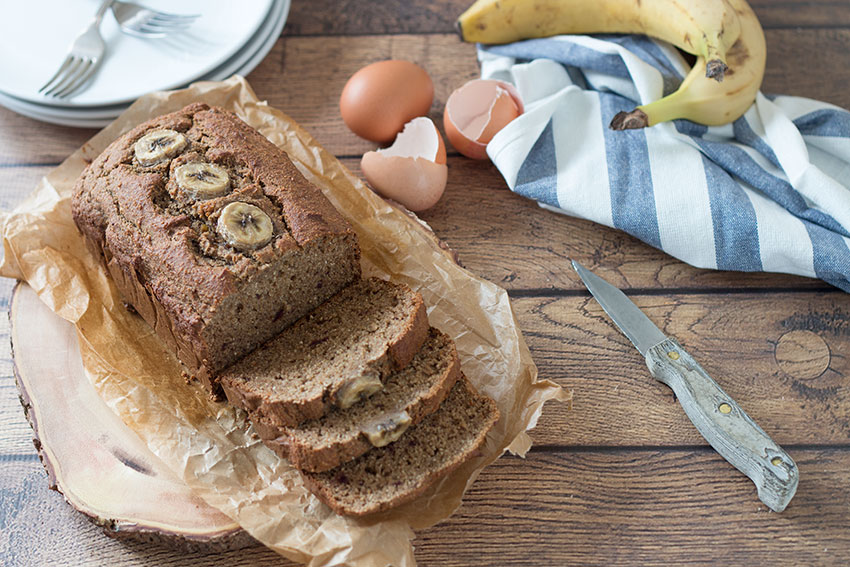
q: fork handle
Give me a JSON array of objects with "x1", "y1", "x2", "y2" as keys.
[{"x1": 93, "y1": 0, "x2": 116, "y2": 24}]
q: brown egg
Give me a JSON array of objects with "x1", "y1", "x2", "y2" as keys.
[
  {"x1": 340, "y1": 60, "x2": 434, "y2": 143},
  {"x1": 444, "y1": 79, "x2": 524, "y2": 160},
  {"x1": 361, "y1": 117, "x2": 448, "y2": 212}
]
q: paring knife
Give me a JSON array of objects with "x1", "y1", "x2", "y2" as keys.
[{"x1": 571, "y1": 261, "x2": 798, "y2": 512}]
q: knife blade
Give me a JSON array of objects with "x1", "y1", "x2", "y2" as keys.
[{"x1": 572, "y1": 260, "x2": 798, "y2": 512}]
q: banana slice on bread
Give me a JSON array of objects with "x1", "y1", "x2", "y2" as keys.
[
  {"x1": 175, "y1": 162, "x2": 230, "y2": 200},
  {"x1": 216, "y1": 202, "x2": 273, "y2": 250},
  {"x1": 134, "y1": 129, "x2": 187, "y2": 166},
  {"x1": 362, "y1": 411, "x2": 412, "y2": 447}
]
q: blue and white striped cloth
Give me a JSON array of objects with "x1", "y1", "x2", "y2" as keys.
[{"x1": 479, "y1": 36, "x2": 850, "y2": 292}]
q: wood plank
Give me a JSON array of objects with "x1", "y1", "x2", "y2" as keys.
[
  {"x1": 283, "y1": 0, "x2": 459, "y2": 36},
  {"x1": 0, "y1": 1, "x2": 846, "y2": 564},
  {"x1": 416, "y1": 448, "x2": 850, "y2": 566},
  {"x1": 0, "y1": 156, "x2": 835, "y2": 295},
  {"x1": 341, "y1": 156, "x2": 832, "y2": 292},
  {"x1": 281, "y1": 0, "x2": 850, "y2": 36},
  {"x1": 246, "y1": 35, "x2": 479, "y2": 158},
  {"x1": 5, "y1": 447, "x2": 848, "y2": 565},
  {"x1": 0, "y1": 377, "x2": 34, "y2": 457},
  {"x1": 0, "y1": 279, "x2": 31, "y2": 458},
  {"x1": 0, "y1": 147, "x2": 833, "y2": 297},
  {"x1": 0, "y1": 165, "x2": 53, "y2": 210},
  {"x1": 3, "y1": 29, "x2": 850, "y2": 165},
  {"x1": 247, "y1": 32, "x2": 850, "y2": 160},
  {"x1": 0, "y1": 109, "x2": 93, "y2": 166},
  {"x1": 762, "y1": 29, "x2": 850, "y2": 105},
  {"x1": 752, "y1": 0, "x2": 850, "y2": 28},
  {"x1": 508, "y1": 292, "x2": 850, "y2": 447}
]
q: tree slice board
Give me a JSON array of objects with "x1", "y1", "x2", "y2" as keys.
[{"x1": 10, "y1": 282, "x2": 255, "y2": 550}]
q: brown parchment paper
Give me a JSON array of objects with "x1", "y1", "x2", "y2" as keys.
[{"x1": 0, "y1": 75, "x2": 568, "y2": 566}]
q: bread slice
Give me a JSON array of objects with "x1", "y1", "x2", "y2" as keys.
[
  {"x1": 301, "y1": 376, "x2": 500, "y2": 517},
  {"x1": 253, "y1": 327, "x2": 461, "y2": 472},
  {"x1": 220, "y1": 278, "x2": 429, "y2": 427}
]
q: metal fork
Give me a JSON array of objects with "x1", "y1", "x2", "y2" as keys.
[
  {"x1": 112, "y1": 1, "x2": 200, "y2": 39},
  {"x1": 38, "y1": 0, "x2": 112, "y2": 98}
]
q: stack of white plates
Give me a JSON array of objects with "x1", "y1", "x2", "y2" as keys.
[{"x1": 0, "y1": 0, "x2": 290, "y2": 128}]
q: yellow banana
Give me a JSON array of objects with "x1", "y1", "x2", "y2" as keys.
[
  {"x1": 457, "y1": 0, "x2": 742, "y2": 80},
  {"x1": 610, "y1": 0, "x2": 765, "y2": 129}
]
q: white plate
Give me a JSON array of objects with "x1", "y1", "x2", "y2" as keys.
[
  {"x1": 0, "y1": 0, "x2": 286, "y2": 121},
  {"x1": 0, "y1": 0, "x2": 273, "y2": 107},
  {"x1": 0, "y1": 0, "x2": 289, "y2": 128},
  {"x1": 0, "y1": 90, "x2": 116, "y2": 128},
  {"x1": 0, "y1": 91, "x2": 129, "y2": 120}
]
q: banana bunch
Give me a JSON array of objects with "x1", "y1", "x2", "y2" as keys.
[{"x1": 458, "y1": 0, "x2": 765, "y2": 129}]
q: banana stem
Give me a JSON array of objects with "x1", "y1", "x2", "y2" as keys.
[
  {"x1": 609, "y1": 109, "x2": 650, "y2": 130},
  {"x1": 703, "y1": 29, "x2": 730, "y2": 81},
  {"x1": 705, "y1": 59, "x2": 728, "y2": 81},
  {"x1": 609, "y1": 86, "x2": 698, "y2": 130}
]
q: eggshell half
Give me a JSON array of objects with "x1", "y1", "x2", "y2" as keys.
[
  {"x1": 361, "y1": 117, "x2": 448, "y2": 212},
  {"x1": 444, "y1": 79, "x2": 524, "y2": 160}
]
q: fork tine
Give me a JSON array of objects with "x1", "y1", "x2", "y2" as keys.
[
  {"x1": 39, "y1": 55, "x2": 74, "y2": 93},
  {"x1": 60, "y1": 63, "x2": 97, "y2": 98},
  {"x1": 137, "y1": 20, "x2": 194, "y2": 33},
  {"x1": 142, "y1": 16, "x2": 197, "y2": 28},
  {"x1": 44, "y1": 58, "x2": 84, "y2": 96},
  {"x1": 150, "y1": 13, "x2": 200, "y2": 22},
  {"x1": 54, "y1": 59, "x2": 95, "y2": 98},
  {"x1": 119, "y1": 27, "x2": 167, "y2": 39}
]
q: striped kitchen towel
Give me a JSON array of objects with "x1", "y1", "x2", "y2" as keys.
[{"x1": 479, "y1": 36, "x2": 850, "y2": 292}]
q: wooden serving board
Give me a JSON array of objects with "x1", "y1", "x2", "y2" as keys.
[{"x1": 10, "y1": 282, "x2": 255, "y2": 550}]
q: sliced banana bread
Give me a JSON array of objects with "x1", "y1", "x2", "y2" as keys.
[
  {"x1": 220, "y1": 277, "x2": 429, "y2": 427},
  {"x1": 71, "y1": 103, "x2": 360, "y2": 394},
  {"x1": 301, "y1": 376, "x2": 500, "y2": 517},
  {"x1": 253, "y1": 327, "x2": 461, "y2": 472}
]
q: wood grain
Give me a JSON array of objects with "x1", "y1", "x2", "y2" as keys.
[
  {"x1": 246, "y1": 35, "x2": 479, "y2": 158},
  {"x1": 2, "y1": 0, "x2": 850, "y2": 565},
  {"x1": 415, "y1": 448, "x2": 850, "y2": 566},
  {"x1": 0, "y1": 165, "x2": 54, "y2": 210},
  {"x1": 762, "y1": 29, "x2": 850, "y2": 105},
  {"x1": 281, "y1": 0, "x2": 850, "y2": 36},
  {"x1": 251, "y1": 31, "x2": 850, "y2": 157},
  {"x1": 7, "y1": 438, "x2": 847, "y2": 565},
  {"x1": 342, "y1": 157, "x2": 833, "y2": 292},
  {"x1": 514, "y1": 292, "x2": 850, "y2": 446},
  {"x1": 6, "y1": 26, "x2": 850, "y2": 165}
]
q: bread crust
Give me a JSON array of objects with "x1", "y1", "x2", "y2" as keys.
[
  {"x1": 301, "y1": 377, "x2": 500, "y2": 517},
  {"x1": 71, "y1": 103, "x2": 361, "y2": 394},
  {"x1": 253, "y1": 328, "x2": 462, "y2": 472},
  {"x1": 219, "y1": 279, "x2": 430, "y2": 427}
]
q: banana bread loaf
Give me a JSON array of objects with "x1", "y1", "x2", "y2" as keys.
[
  {"x1": 252, "y1": 327, "x2": 461, "y2": 472},
  {"x1": 301, "y1": 376, "x2": 499, "y2": 517},
  {"x1": 219, "y1": 277, "x2": 429, "y2": 427},
  {"x1": 71, "y1": 103, "x2": 361, "y2": 394}
]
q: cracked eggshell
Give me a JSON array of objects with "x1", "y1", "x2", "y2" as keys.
[
  {"x1": 361, "y1": 117, "x2": 448, "y2": 212},
  {"x1": 340, "y1": 60, "x2": 434, "y2": 143},
  {"x1": 443, "y1": 79, "x2": 524, "y2": 160}
]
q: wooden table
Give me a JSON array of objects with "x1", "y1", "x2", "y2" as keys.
[{"x1": 2, "y1": 2, "x2": 849, "y2": 565}]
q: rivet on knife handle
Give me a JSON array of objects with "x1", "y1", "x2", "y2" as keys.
[{"x1": 646, "y1": 338, "x2": 799, "y2": 512}]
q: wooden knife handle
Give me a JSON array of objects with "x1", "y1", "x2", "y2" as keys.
[{"x1": 645, "y1": 338, "x2": 799, "y2": 512}]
